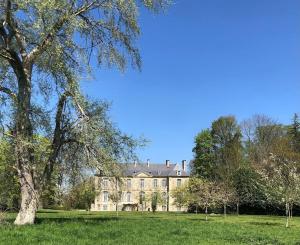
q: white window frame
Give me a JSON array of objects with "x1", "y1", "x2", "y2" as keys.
[
  {"x1": 140, "y1": 179, "x2": 145, "y2": 189},
  {"x1": 153, "y1": 179, "x2": 158, "y2": 188},
  {"x1": 162, "y1": 178, "x2": 167, "y2": 188},
  {"x1": 103, "y1": 191, "x2": 109, "y2": 203},
  {"x1": 126, "y1": 192, "x2": 131, "y2": 202}
]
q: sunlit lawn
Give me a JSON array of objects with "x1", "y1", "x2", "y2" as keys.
[{"x1": 1, "y1": 210, "x2": 300, "y2": 245}]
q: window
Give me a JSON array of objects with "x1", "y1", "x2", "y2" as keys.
[
  {"x1": 102, "y1": 178, "x2": 108, "y2": 189},
  {"x1": 126, "y1": 192, "x2": 131, "y2": 202},
  {"x1": 177, "y1": 206, "x2": 181, "y2": 211},
  {"x1": 162, "y1": 205, "x2": 167, "y2": 211},
  {"x1": 153, "y1": 179, "x2": 158, "y2": 188},
  {"x1": 127, "y1": 179, "x2": 132, "y2": 189},
  {"x1": 139, "y1": 191, "x2": 145, "y2": 202},
  {"x1": 177, "y1": 179, "x2": 182, "y2": 187},
  {"x1": 103, "y1": 204, "x2": 108, "y2": 211},
  {"x1": 140, "y1": 179, "x2": 145, "y2": 189},
  {"x1": 177, "y1": 170, "x2": 181, "y2": 176},
  {"x1": 162, "y1": 178, "x2": 167, "y2": 188},
  {"x1": 103, "y1": 191, "x2": 109, "y2": 203}
]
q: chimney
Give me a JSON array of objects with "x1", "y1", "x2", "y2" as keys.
[
  {"x1": 182, "y1": 160, "x2": 186, "y2": 172},
  {"x1": 147, "y1": 159, "x2": 150, "y2": 167},
  {"x1": 134, "y1": 160, "x2": 137, "y2": 167},
  {"x1": 166, "y1": 160, "x2": 170, "y2": 168}
]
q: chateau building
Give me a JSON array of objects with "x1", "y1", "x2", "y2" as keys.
[{"x1": 91, "y1": 160, "x2": 190, "y2": 212}]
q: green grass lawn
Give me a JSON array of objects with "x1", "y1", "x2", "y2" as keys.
[{"x1": 1, "y1": 210, "x2": 300, "y2": 245}]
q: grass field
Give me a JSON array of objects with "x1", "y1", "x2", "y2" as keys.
[{"x1": 1, "y1": 210, "x2": 300, "y2": 245}]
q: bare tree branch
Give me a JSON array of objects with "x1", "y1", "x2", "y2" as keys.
[
  {"x1": 0, "y1": 85, "x2": 16, "y2": 100},
  {"x1": 3, "y1": 0, "x2": 27, "y2": 59}
]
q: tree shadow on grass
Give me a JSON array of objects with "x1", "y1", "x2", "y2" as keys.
[
  {"x1": 35, "y1": 216, "x2": 130, "y2": 225},
  {"x1": 75, "y1": 212, "x2": 100, "y2": 216},
  {"x1": 37, "y1": 210, "x2": 62, "y2": 214},
  {"x1": 144, "y1": 216, "x2": 163, "y2": 219},
  {"x1": 248, "y1": 221, "x2": 282, "y2": 226},
  {"x1": 187, "y1": 218, "x2": 213, "y2": 222}
]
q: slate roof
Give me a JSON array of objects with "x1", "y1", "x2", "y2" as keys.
[{"x1": 121, "y1": 162, "x2": 189, "y2": 177}]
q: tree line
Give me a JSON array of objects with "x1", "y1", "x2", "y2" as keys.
[{"x1": 172, "y1": 114, "x2": 300, "y2": 227}]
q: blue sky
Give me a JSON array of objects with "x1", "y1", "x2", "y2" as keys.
[{"x1": 81, "y1": 0, "x2": 300, "y2": 165}]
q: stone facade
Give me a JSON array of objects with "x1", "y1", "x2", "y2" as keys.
[{"x1": 91, "y1": 160, "x2": 190, "y2": 212}]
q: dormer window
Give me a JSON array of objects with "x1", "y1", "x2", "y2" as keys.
[{"x1": 177, "y1": 170, "x2": 181, "y2": 176}]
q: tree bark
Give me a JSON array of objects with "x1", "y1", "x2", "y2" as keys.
[
  {"x1": 236, "y1": 202, "x2": 239, "y2": 216},
  {"x1": 205, "y1": 206, "x2": 208, "y2": 221},
  {"x1": 224, "y1": 203, "x2": 227, "y2": 217},
  {"x1": 285, "y1": 202, "x2": 289, "y2": 228},
  {"x1": 13, "y1": 64, "x2": 38, "y2": 225},
  {"x1": 14, "y1": 169, "x2": 38, "y2": 225}
]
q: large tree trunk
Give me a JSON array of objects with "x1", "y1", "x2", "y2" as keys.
[
  {"x1": 14, "y1": 170, "x2": 38, "y2": 225},
  {"x1": 13, "y1": 65, "x2": 38, "y2": 225}
]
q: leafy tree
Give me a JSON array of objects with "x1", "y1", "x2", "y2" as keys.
[
  {"x1": 150, "y1": 191, "x2": 164, "y2": 213},
  {"x1": 0, "y1": 138, "x2": 19, "y2": 210},
  {"x1": 216, "y1": 181, "x2": 237, "y2": 217},
  {"x1": 289, "y1": 113, "x2": 300, "y2": 152},
  {"x1": 211, "y1": 116, "x2": 243, "y2": 216},
  {"x1": 232, "y1": 166, "x2": 267, "y2": 214},
  {"x1": 188, "y1": 178, "x2": 218, "y2": 221},
  {"x1": 241, "y1": 114, "x2": 285, "y2": 165},
  {"x1": 192, "y1": 129, "x2": 214, "y2": 179},
  {"x1": 172, "y1": 184, "x2": 189, "y2": 212},
  {"x1": 211, "y1": 116, "x2": 243, "y2": 173},
  {"x1": 139, "y1": 191, "x2": 147, "y2": 212},
  {"x1": 257, "y1": 136, "x2": 300, "y2": 228},
  {"x1": 109, "y1": 178, "x2": 123, "y2": 216},
  {"x1": 63, "y1": 177, "x2": 96, "y2": 211},
  {"x1": 151, "y1": 192, "x2": 159, "y2": 213},
  {"x1": 0, "y1": 0, "x2": 168, "y2": 225}
]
